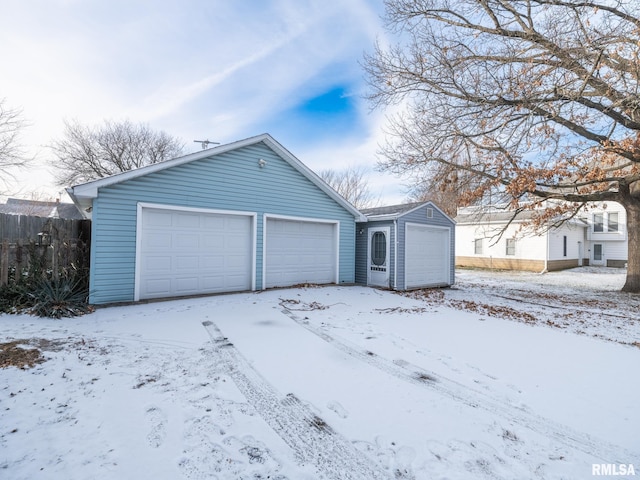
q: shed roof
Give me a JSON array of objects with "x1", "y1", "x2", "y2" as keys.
[
  {"x1": 455, "y1": 208, "x2": 588, "y2": 227},
  {"x1": 360, "y1": 202, "x2": 424, "y2": 218},
  {"x1": 361, "y1": 201, "x2": 453, "y2": 223}
]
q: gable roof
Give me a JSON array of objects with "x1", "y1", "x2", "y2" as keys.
[
  {"x1": 66, "y1": 133, "x2": 366, "y2": 222},
  {"x1": 0, "y1": 198, "x2": 84, "y2": 219},
  {"x1": 361, "y1": 201, "x2": 453, "y2": 222}
]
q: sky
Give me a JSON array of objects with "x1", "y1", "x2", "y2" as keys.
[{"x1": 0, "y1": 0, "x2": 408, "y2": 204}]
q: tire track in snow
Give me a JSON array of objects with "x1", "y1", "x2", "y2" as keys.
[
  {"x1": 280, "y1": 307, "x2": 638, "y2": 465},
  {"x1": 201, "y1": 320, "x2": 392, "y2": 480}
]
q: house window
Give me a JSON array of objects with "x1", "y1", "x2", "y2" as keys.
[
  {"x1": 506, "y1": 238, "x2": 515, "y2": 256},
  {"x1": 593, "y1": 213, "x2": 604, "y2": 232},
  {"x1": 426, "y1": 208, "x2": 434, "y2": 218},
  {"x1": 563, "y1": 235, "x2": 567, "y2": 257},
  {"x1": 474, "y1": 238, "x2": 483, "y2": 255},
  {"x1": 608, "y1": 212, "x2": 619, "y2": 232}
]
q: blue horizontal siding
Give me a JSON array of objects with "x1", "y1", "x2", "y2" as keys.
[{"x1": 89, "y1": 141, "x2": 357, "y2": 304}]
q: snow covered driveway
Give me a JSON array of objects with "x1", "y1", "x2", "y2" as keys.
[{"x1": 1, "y1": 268, "x2": 638, "y2": 479}]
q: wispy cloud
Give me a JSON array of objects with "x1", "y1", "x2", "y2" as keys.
[{"x1": 1, "y1": 0, "x2": 399, "y2": 200}]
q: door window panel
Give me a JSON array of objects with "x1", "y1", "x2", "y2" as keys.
[
  {"x1": 594, "y1": 244, "x2": 603, "y2": 261},
  {"x1": 371, "y1": 231, "x2": 387, "y2": 266}
]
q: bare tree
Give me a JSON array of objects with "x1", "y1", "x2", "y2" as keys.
[
  {"x1": 0, "y1": 98, "x2": 30, "y2": 191},
  {"x1": 365, "y1": 0, "x2": 640, "y2": 292},
  {"x1": 407, "y1": 161, "x2": 484, "y2": 217},
  {"x1": 51, "y1": 119, "x2": 185, "y2": 186},
  {"x1": 320, "y1": 166, "x2": 380, "y2": 209}
]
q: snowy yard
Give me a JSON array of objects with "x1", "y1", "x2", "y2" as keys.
[{"x1": 1, "y1": 268, "x2": 639, "y2": 479}]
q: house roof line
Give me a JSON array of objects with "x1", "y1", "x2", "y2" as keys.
[
  {"x1": 361, "y1": 201, "x2": 455, "y2": 223},
  {"x1": 66, "y1": 133, "x2": 366, "y2": 222},
  {"x1": 455, "y1": 212, "x2": 588, "y2": 227}
]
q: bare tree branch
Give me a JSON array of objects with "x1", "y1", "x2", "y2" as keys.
[
  {"x1": 0, "y1": 98, "x2": 31, "y2": 192},
  {"x1": 368, "y1": 0, "x2": 640, "y2": 292},
  {"x1": 50, "y1": 119, "x2": 185, "y2": 186},
  {"x1": 320, "y1": 166, "x2": 380, "y2": 209}
]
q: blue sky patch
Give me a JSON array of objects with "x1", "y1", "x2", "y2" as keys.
[{"x1": 266, "y1": 85, "x2": 364, "y2": 148}]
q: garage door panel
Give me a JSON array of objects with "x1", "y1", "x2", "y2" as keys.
[
  {"x1": 175, "y1": 213, "x2": 200, "y2": 228},
  {"x1": 223, "y1": 274, "x2": 250, "y2": 289},
  {"x1": 146, "y1": 233, "x2": 172, "y2": 249},
  {"x1": 176, "y1": 233, "x2": 200, "y2": 248},
  {"x1": 226, "y1": 254, "x2": 248, "y2": 268},
  {"x1": 146, "y1": 278, "x2": 171, "y2": 295},
  {"x1": 145, "y1": 255, "x2": 172, "y2": 272},
  {"x1": 265, "y1": 218, "x2": 337, "y2": 288},
  {"x1": 175, "y1": 277, "x2": 198, "y2": 292},
  {"x1": 202, "y1": 235, "x2": 225, "y2": 249},
  {"x1": 201, "y1": 255, "x2": 225, "y2": 269},
  {"x1": 225, "y1": 236, "x2": 248, "y2": 249},
  {"x1": 175, "y1": 256, "x2": 199, "y2": 270},
  {"x1": 201, "y1": 216, "x2": 224, "y2": 229},
  {"x1": 138, "y1": 208, "x2": 252, "y2": 299},
  {"x1": 201, "y1": 275, "x2": 224, "y2": 289},
  {"x1": 144, "y1": 210, "x2": 173, "y2": 227},
  {"x1": 227, "y1": 216, "x2": 249, "y2": 230},
  {"x1": 406, "y1": 225, "x2": 450, "y2": 289}
]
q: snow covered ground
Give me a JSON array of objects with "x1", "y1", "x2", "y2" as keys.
[{"x1": 1, "y1": 268, "x2": 638, "y2": 479}]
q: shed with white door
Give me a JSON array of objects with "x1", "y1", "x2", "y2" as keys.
[
  {"x1": 67, "y1": 134, "x2": 366, "y2": 304},
  {"x1": 355, "y1": 202, "x2": 455, "y2": 290}
]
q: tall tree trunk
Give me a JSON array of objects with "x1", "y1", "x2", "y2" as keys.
[{"x1": 622, "y1": 198, "x2": 640, "y2": 293}]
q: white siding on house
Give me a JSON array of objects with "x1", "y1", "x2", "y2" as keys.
[
  {"x1": 589, "y1": 240, "x2": 628, "y2": 264},
  {"x1": 548, "y1": 224, "x2": 585, "y2": 261},
  {"x1": 456, "y1": 201, "x2": 629, "y2": 271},
  {"x1": 456, "y1": 222, "x2": 548, "y2": 261},
  {"x1": 586, "y1": 202, "x2": 627, "y2": 242},
  {"x1": 585, "y1": 201, "x2": 628, "y2": 264}
]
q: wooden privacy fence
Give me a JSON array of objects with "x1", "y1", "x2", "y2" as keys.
[{"x1": 0, "y1": 213, "x2": 91, "y2": 286}]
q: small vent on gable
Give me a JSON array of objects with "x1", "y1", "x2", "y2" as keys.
[{"x1": 426, "y1": 207, "x2": 434, "y2": 218}]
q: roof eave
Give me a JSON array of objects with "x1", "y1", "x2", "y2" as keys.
[
  {"x1": 260, "y1": 136, "x2": 367, "y2": 222},
  {"x1": 65, "y1": 187, "x2": 93, "y2": 220},
  {"x1": 364, "y1": 213, "x2": 399, "y2": 222},
  {"x1": 65, "y1": 133, "x2": 367, "y2": 222},
  {"x1": 68, "y1": 133, "x2": 277, "y2": 199},
  {"x1": 363, "y1": 201, "x2": 455, "y2": 223}
]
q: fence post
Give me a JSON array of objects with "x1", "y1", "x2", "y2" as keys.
[
  {"x1": 1, "y1": 240, "x2": 8, "y2": 286},
  {"x1": 15, "y1": 240, "x2": 23, "y2": 279},
  {"x1": 51, "y1": 239, "x2": 59, "y2": 281}
]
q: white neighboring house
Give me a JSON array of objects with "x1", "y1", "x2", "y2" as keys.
[
  {"x1": 455, "y1": 201, "x2": 628, "y2": 272},
  {"x1": 585, "y1": 201, "x2": 628, "y2": 268}
]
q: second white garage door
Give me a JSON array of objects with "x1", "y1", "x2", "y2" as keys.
[
  {"x1": 265, "y1": 218, "x2": 337, "y2": 288},
  {"x1": 405, "y1": 224, "x2": 451, "y2": 289},
  {"x1": 137, "y1": 207, "x2": 253, "y2": 300}
]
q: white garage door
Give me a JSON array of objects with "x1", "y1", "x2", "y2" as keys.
[
  {"x1": 405, "y1": 224, "x2": 450, "y2": 289},
  {"x1": 265, "y1": 218, "x2": 337, "y2": 288},
  {"x1": 138, "y1": 207, "x2": 253, "y2": 300}
]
